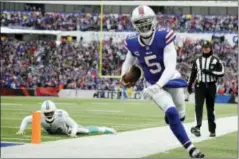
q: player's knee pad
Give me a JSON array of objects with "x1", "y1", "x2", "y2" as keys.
[
  {"x1": 173, "y1": 96, "x2": 185, "y2": 108},
  {"x1": 165, "y1": 107, "x2": 180, "y2": 125},
  {"x1": 169, "y1": 88, "x2": 186, "y2": 119}
]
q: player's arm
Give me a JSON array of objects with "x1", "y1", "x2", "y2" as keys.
[
  {"x1": 16, "y1": 115, "x2": 32, "y2": 134},
  {"x1": 121, "y1": 51, "x2": 138, "y2": 87},
  {"x1": 65, "y1": 116, "x2": 78, "y2": 137},
  {"x1": 121, "y1": 51, "x2": 137, "y2": 77},
  {"x1": 156, "y1": 42, "x2": 177, "y2": 87}
]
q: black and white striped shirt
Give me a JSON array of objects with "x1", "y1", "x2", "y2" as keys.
[{"x1": 189, "y1": 54, "x2": 225, "y2": 84}]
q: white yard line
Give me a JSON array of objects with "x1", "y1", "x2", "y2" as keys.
[
  {"x1": 1, "y1": 125, "x2": 156, "y2": 131},
  {"x1": 1, "y1": 116, "x2": 237, "y2": 158},
  {"x1": 89, "y1": 102, "x2": 113, "y2": 105},
  {"x1": 1, "y1": 110, "x2": 160, "y2": 118},
  {"x1": 86, "y1": 109, "x2": 121, "y2": 113},
  {"x1": 1, "y1": 122, "x2": 159, "y2": 129},
  {"x1": 37, "y1": 102, "x2": 79, "y2": 105},
  {"x1": 1, "y1": 135, "x2": 64, "y2": 140},
  {"x1": 1, "y1": 126, "x2": 25, "y2": 129},
  {"x1": 1, "y1": 108, "x2": 36, "y2": 112},
  {"x1": 1, "y1": 105, "x2": 161, "y2": 118},
  {"x1": 1, "y1": 103, "x2": 22, "y2": 106},
  {"x1": 1, "y1": 138, "x2": 30, "y2": 141},
  {"x1": 1, "y1": 117, "x2": 26, "y2": 120},
  {"x1": 1, "y1": 141, "x2": 27, "y2": 144},
  {"x1": 1, "y1": 114, "x2": 157, "y2": 121},
  {"x1": 2, "y1": 108, "x2": 122, "y2": 114},
  {"x1": 89, "y1": 102, "x2": 141, "y2": 105}
]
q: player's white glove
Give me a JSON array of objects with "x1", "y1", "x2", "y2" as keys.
[
  {"x1": 142, "y1": 84, "x2": 162, "y2": 98},
  {"x1": 16, "y1": 130, "x2": 25, "y2": 135},
  {"x1": 69, "y1": 133, "x2": 77, "y2": 138}
]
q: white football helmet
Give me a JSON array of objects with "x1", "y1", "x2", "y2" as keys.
[
  {"x1": 41, "y1": 100, "x2": 57, "y2": 122},
  {"x1": 131, "y1": 5, "x2": 157, "y2": 37}
]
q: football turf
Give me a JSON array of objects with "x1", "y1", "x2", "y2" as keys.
[
  {"x1": 1, "y1": 96, "x2": 237, "y2": 143},
  {"x1": 147, "y1": 132, "x2": 238, "y2": 158}
]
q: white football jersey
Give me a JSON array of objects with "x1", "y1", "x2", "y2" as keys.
[
  {"x1": 41, "y1": 109, "x2": 71, "y2": 134},
  {"x1": 19, "y1": 109, "x2": 78, "y2": 135}
]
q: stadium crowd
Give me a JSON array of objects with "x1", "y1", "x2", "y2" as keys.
[
  {"x1": 1, "y1": 34, "x2": 237, "y2": 96},
  {"x1": 1, "y1": 11, "x2": 238, "y2": 33},
  {"x1": 174, "y1": 38, "x2": 238, "y2": 96}
]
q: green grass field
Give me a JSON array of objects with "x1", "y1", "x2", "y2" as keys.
[
  {"x1": 1, "y1": 96, "x2": 238, "y2": 158},
  {"x1": 148, "y1": 132, "x2": 238, "y2": 158}
]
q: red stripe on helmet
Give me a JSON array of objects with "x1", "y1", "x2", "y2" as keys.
[{"x1": 138, "y1": 7, "x2": 144, "y2": 15}]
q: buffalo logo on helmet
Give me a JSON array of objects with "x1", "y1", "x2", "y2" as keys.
[{"x1": 138, "y1": 6, "x2": 145, "y2": 15}]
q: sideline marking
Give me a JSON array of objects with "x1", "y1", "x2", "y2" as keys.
[{"x1": 1, "y1": 116, "x2": 237, "y2": 158}]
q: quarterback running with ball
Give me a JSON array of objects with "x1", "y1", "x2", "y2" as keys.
[
  {"x1": 121, "y1": 5, "x2": 205, "y2": 158},
  {"x1": 16, "y1": 100, "x2": 116, "y2": 137}
]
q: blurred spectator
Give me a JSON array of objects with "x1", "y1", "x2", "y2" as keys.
[
  {"x1": 1, "y1": 34, "x2": 237, "y2": 95},
  {"x1": 1, "y1": 11, "x2": 238, "y2": 33}
]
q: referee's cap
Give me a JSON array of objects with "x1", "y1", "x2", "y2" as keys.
[{"x1": 202, "y1": 40, "x2": 211, "y2": 48}]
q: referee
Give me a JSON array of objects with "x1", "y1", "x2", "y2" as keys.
[{"x1": 187, "y1": 40, "x2": 225, "y2": 137}]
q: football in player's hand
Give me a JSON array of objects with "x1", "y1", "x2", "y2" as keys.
[{"x1": 121, "y1": 65, "x2": 142, "y2": 88}]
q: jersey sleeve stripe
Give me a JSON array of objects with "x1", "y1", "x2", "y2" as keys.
[
  {"x1": 123, "y1": 40, "x2": 129, "y2": 50},
  {"x1": 165, "y1": 30, "x2": 174, "y2": 39},
  {"x1": 124, "y1": 40, "x2": 127, "y2": 46},
  {"x1": 166, "y1": 34, "x2": 176, "y2": 44}
]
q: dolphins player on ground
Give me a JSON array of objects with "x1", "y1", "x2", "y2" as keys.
[
  {"x1": 121, "y1": 5, "x2": 204, "y2": 158},
  {"x1": 16, "y1": 100, "x2": 116, "y2": 137}
]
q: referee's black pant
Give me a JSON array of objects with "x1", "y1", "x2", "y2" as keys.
[{"x1": 194, "y1": 82, "x2": 216, "y2": 133}]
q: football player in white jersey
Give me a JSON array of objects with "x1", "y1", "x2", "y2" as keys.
[{"x1": 16, "y1": 100, "x2": 116, "y2": 137}]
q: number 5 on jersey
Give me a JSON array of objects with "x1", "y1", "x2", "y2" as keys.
[{"x1": 144, "y1": 55, "x2": 162, "y2": 74}]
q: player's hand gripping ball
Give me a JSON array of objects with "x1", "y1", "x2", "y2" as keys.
[{"x1": 121, "y1": 65, "x2": 142, "y2": 88}]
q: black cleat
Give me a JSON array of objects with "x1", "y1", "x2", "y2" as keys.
[
  {"x1": 189, "y1": 147, "x2": 205, "y2": 158},
  {"x1": 191, "y1": 127, "x2": 201, "y2": 137},
  {"x1": 209, "y1": 132, "x2": 216, "y2": 137}
]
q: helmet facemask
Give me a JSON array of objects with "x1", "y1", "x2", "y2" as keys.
[
  {"x1": 44, "y1": 111, "x2": 55, "y2": 122},
  {"x1": 41, "y1": 100, "x2": 57, "y2": 122},
  {"x1": 132, "y1": 16, "x2": 156, "y2": 38}
]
